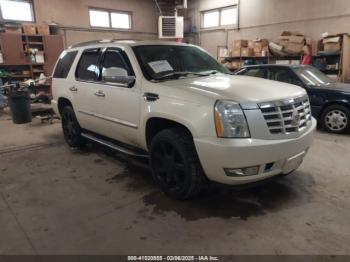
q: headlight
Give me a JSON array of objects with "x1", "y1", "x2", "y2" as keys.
[{"x1": 214, "y1": 100, "x2": 250, "y2": 138}]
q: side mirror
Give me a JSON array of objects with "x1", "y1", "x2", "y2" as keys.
[{"x1": 102, "y1": 67, "x2": 136, "y2": 87}]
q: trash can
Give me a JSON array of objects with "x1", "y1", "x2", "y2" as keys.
[{"x1": 8, "y1": 90, "x2": 32, "y2": 124}]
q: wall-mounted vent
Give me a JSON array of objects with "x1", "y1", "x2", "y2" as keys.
[{"x1": 158, "y1": 16, "x2": 184, "y2": 39}]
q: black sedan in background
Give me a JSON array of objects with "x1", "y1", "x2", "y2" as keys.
[{"x1": 235, "y1": 65, "x2": 350, "y2": 134}]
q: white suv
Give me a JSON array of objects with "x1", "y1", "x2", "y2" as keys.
[{"x1": 51, "y1": 40, "x2": 316, "y2": 199}]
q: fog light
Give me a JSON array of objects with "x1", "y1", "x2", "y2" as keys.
[{"x1": 225, "y1": 166, "x2": 259, "y2": 177}]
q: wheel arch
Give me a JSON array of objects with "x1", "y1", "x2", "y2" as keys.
[
  {"x1": 145, "y1": 116, "x2": 196, "y2": 150},
  {"x1": 57, "y1": 97, "x2": 74, "y2": 116},
  {"x1": 318, "y1": 100, "x2": 350, "y2": 121}
]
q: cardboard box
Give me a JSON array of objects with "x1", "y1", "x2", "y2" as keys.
[
  {"x1": 323, "y1": 36, "x2": 341, "y2": 44},
  {"x1": 5, "y1": 27, "x2": 22, "y2": 34},
  {"x1": 232, "y1": 48, "x2": 241, "y2": 57},
  {"x1": 37, "y1": 24, "x2": 50, "y2": 35},
  {"x1": 241, "y1": 48, "x2": 254, "y2": 57},
  {"x1": 233, "y1": 40, "x2": 248, "y2": 49},
  {"x1": 254, "y1": 47, "x2": 262, "y2": 53},
  {"x1": 324, "y1": 42, "x2": 341, "y2": 52},
  {"x1": 254, "y1": 52, "x2": 262, "y2": 57},
  {"x1": 279, "y1": 40, "x2": 289, "y2": 47},
  {"x1": 286, "y1": 43, "x2": 304, "y2": 54},
  {"x1": 262, "y1": 46, "x2": 269, "y2": 56},
  {"x1": 23, "y1": 24, "x2": 37, "y2": 35},
  {"x1": 248, "y1": 40, "x2": 254, "y2": 48},
  {"x1": 289, "y1": 35, "x2": 305, "y2": 44},
  {"x1": 279, "y1": 35, "x2": 292, "y2": 41},
  {"x1": 254, "y1": 39, "x2": 269, "y2": 48}
]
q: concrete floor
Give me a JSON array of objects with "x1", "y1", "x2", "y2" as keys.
[{"x1": 1, "y1": 112, "x2": 350, "y2": 255}]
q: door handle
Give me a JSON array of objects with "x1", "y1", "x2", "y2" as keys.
[
  {"x1": 94, "y1": 90, "x2": 106, "y2": 97},
  {"x1": 69, "y1": 86, "x2": 78, "y2": 92},
  {"x1": 143, "y1": 92, "x2": 159, "y2": 102}
]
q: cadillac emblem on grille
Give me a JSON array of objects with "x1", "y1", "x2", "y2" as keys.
[
  {"x1": 258, "y1": 95, "x2": 312, "y2": 135},
  {"x1": 291, "y1": 109, "x2": 302, "y2": 127}
]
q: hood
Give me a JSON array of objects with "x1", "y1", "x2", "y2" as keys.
[
  {"x1": 319, "y1": 82, "x2": 350, "y2": 93},
  {"x1": 159, "y1": 74, "x2": 306, "y2": 104}
]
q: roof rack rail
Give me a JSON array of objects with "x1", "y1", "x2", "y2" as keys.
[
  {"x1": 69, "y1": 39, "x2": 139, "y2": 49},
  {"x1": 69, "y1": 40, "x2": 113, "y2": 49}
]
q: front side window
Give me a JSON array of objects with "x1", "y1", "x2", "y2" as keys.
[
  {"x1": 76, "y1": 49, "x2": 101, "y2": 81},
  {"x1": 133, "y1": 45, "x2": 230, "y2": 81},
  {"x1": 53, "y1": 51, "x2": 78, "y2": 79},
  {"x1": 101, "y1": 48, "x2": 134, "y2": 84},
  {"x1": 0, "y1": 0, "x2": 34, "y2": 22}
]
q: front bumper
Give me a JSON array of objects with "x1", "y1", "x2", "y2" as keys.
[
  {"x1": 51, "y1": 99, "x2": 59, "y2": 117},
  {"x1": 194, "y1": 118, "x2": 316, "y2": 185}
]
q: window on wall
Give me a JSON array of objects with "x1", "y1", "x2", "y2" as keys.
[
  {"x1": 0, "y1": 0, "x2": 35, "y2": 22},
  {"x1": 89, "y1": 8, "x2": 131, "y2": 30},
  {"x1": 202, "y1": 6, "x2": 237, "y2": 28},
  {"x1": 203, "y1": 10, "x2": 219, "y2": 28}
]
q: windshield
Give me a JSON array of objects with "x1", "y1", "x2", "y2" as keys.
[
  {"x1": 293, "y1": 66, "x2": 335, "y2": 87},
  {"x1": 132, "y1": 45, "x2": 230, "y2": 81}
]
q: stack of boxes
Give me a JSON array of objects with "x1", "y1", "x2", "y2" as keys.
[
  {"x1": 4, "y1": 23, "x2": 50, "y2": 35},
  {"x1": 277, "y1": 31, "x2": 311, "y2": 55},
  {"x1": 232, "y1": 40, "x2": 247, "y2": 57},
  {"x1": 322, "y1": 36, "x2": 341, "y2": 53},
  {"x1": 232, "y1": 39, "x2": 269, "y2": 57},
  {"x1": 252, "y1": 39, "x2": 269, "y2": 57}
]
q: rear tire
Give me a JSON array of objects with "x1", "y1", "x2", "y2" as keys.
[
  {"x1": 149, "y1": 128, "x2": 207, "y2": 200},
  {"x1": 321, "y1": 105, "x2": 350, "y2": 134},
  {"x1": 61, "y1": 106, "x2": 85, "y2": 148}
]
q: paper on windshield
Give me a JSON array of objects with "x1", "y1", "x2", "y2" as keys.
[{"x1": 148, "y1": 60, "x2": 174, "y2": 74}]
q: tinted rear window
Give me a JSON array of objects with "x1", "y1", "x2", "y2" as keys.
[
  {"x1": 75, "y1": 48, "x2": 101, "y2": 81},
  {"x1": 53, "y1": 51, "x2": 78, "y2": 78}
]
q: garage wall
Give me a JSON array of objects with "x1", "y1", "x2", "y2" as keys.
[
  {"x1": 32, "y1": 0, "x2": 159, "y2": 47},
  {"x1": 186, "y1": 0, "x2": 350, "y2": 55}
]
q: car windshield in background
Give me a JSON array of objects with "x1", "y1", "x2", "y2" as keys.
[
  {"x1": 132, "y1": 45, "x2": 230, "y2": 81},
  {"x1": 293, "y1": 66, "x2": 335, "y2": 87}
]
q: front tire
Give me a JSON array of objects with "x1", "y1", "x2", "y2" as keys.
[
  {"x1": 321, "y1": 105, "x2": 350, "y2": 134},
  {"x1": 149, "y1": 128, "x2": 207, "y2": 200},
  {"x1": 61, "y1": 106, "x2": 85, "y2": 148}
]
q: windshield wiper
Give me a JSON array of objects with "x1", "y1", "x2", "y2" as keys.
[{"x1": 153, "y1": 71, "x2": 210, "y2": 81}]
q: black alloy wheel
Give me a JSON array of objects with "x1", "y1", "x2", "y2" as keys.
[{"x1": 150, "y1": 128, "x2": 207, "y2": 200}]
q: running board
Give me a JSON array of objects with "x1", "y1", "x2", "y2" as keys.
[{"x1": 81, "y1": 133, "x2": 148, "y2": 158}]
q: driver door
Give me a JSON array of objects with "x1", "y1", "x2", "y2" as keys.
[{"x1": 89, "y1": 47, "x2": 141, "y2": 147}]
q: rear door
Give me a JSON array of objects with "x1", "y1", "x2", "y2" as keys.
[{"x1": 73, "y1": 48, "x2": 103, "y2": 130}]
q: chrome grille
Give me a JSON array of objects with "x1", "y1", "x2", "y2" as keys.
[{"x1": 259, "y1": 96, "x2": 312, "y2": 135}]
